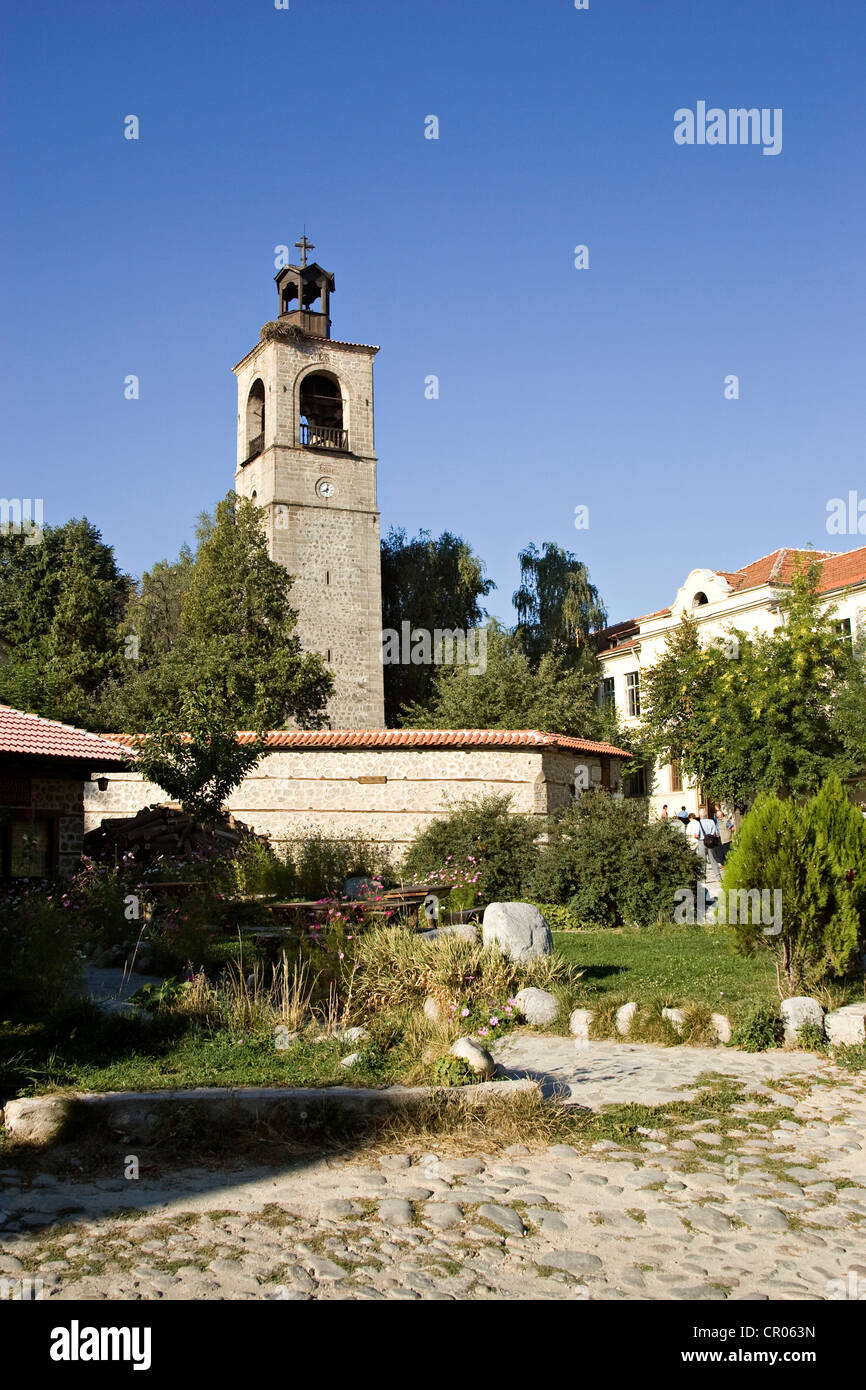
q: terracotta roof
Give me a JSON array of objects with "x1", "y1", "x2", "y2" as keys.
[
  {"x1": 106, "y1": 728, "x2": 630, "y2": 758},
  {"x1": 603, "y1": 547, "x2": 866, "y2": 638},
  {"x1": 599, "y1": 638, "x2": 639, "y2": 657},
  {"x1": 0, "y1": 706, "x2": 132, "y2": 763}
]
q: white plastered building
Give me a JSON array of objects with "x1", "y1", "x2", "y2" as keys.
[{"x1": 596, "y1": 547, "x2": 866, "y2": 815}]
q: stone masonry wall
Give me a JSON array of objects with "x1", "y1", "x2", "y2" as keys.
[
  {"x1": 83, "y1": 747, "x2": 609, "y2": 858},
  {"x1": 32, "y1": 777, "x2": 84, "y2": 876}
]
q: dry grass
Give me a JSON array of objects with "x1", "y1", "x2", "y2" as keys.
[
  {"x1": 349, "y1": 924, "x2": 583, "y2": 1022},
  {"x1": 171, "y1": 954, "x2": 319, "y2": 1034}
]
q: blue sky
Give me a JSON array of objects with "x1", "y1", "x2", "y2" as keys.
[{"x1": 2, "y1": 0, "x2": 864, "y2": 625}]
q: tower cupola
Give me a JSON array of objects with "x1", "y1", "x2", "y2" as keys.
[{"x1": 275, "y1": 235, "x2": 334, "y2": 339}]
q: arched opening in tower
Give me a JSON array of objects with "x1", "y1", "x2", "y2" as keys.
[
  {"x1": 246, "y1": 379, "x2": 265, "y2": 460},
  {"x1": 299, "y1": 372, "x2": 347, "y2": 450}
]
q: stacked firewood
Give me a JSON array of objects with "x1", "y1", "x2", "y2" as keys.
[{"x1": 83, "y1": 804, "x2": 258, "y2": 867}]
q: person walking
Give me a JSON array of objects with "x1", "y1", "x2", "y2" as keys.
[
  {"x1": 717, "y1": 810, "x2": 735, "y2": 866},
  {"x1": 695, "y1": 807, "x2": 722, "y2": 883}
]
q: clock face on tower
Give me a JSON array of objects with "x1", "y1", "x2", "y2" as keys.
[{"x1": 316, "y1": 477, "x2": 335, "y2": 499}]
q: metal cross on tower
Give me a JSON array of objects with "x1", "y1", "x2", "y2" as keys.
[{"x1": 294, "y1": 233, "x2": 315, "y2": 266}]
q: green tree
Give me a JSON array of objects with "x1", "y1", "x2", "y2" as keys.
[
  {"x1": 834, "y1": 632, "x2": 866, "y2": 776},
  {"x1": 98, "y1": 545, "x2": 196, "y2": 730},
  {"x1": 513, "y1": 541, "x2": 606, "y2": 668},
  {"x1": 722, "y1": 784, "x2": 860, "y2": 993},
  {"x1": 641, "y1": 559, "x2": 857, "y2": 806},
  {"x1": 381, "y1": 527, "x2": 494, "y2": 725},
  {"x1": 132, "y1": 690, "x2": 266, "y2": 826},
  {"x1": 402, "y1": 623, "x2": 615, "y2": 740},
  {"x1": 0, "y1": 519, "x2": 130, "y2": 727},
  {"x1": 104, "y1": 493, "x2": 332, "y2": 732}
]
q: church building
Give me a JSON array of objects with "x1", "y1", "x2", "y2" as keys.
[{"x1": 84, "y1": 243, "x2": 631, "y2": 851}]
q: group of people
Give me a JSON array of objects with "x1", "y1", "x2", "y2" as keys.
[{"x1": 659, "y1": 802, "x2": 736, "y2": 871}]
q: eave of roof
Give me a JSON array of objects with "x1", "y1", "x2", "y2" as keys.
[{"x1": 105, "y1": 728, "x2": 631, "y2": 758}]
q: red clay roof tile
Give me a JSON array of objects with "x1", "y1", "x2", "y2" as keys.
[
  {"x1": 105, "y1": 728, "x2": 630, "y2": 758},
  {"x1": 0, "y1": 705, "x2": 131, "y2": 763}
]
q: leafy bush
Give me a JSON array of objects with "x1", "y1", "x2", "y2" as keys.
[
  {"x1": 229, "y1": 837, "x2": 297, "y2": 898},
  {"x1": 723, "y1": 778, "x2": 863, "y2": 992},
  {"x1": 0, "y1": 886, "x2": 83, "y2": 1009},
  {"x1": 529, "y1": 792, "x2": 701, "y2": 926},
  {"x1": 401, "y1": 793, "x2": 539, "y2": 902},
  {"x1": 529, "y1": 902, "x2": 593, "y2": 932},
  {"x1": 68, "y1": 859, "x2": 143, "y2": 950},
  {"x1": 429, "y1": 1054, "x2": 480, "y2": 1087},
  {"x1": 731, "y1": 1004, "x2": 784, "y2": 1053},
  {"x1": 796, "y1": 1021, "x2": 828, "y2": 1053}
]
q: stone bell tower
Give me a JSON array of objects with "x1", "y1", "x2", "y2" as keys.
[{"x1": 233, "y1": 238, "x2": 385, "y2": 729}]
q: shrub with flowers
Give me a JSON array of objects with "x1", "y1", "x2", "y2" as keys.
[
  {"x1": 446, "y1": 994, "x2": 523, "y2": 1040},
  {"x1": 409, "y1": 858, "x2": 482, "y2": 913}
]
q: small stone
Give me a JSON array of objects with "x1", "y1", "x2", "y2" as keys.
[
  {"x1": 321, "y1": 1199, "x2": 355, "y2": 1218},
  {"x1": 825, "y1": 1003, "x2": 866, "y2": 1047},
  {"x1": 422, "y1": 1203, "x2": 463, "y2": 1229},
  {"x1": 514, "y1": 987, "x2": 559, "y2": 1027},
  {"x1": 616, "y1": 1002, "x2": 637, "y2": 1036},
  {"x1": 543, "y1": 1250, "x2": 603, "y2": 1276},
  {"x1": 731, "y1": 1203, "x2": 789, "y2": 1232},
  {"x1": 342, "y1": 1026, "x2": 369, "y2": 1044},
  {"x1": 662, "y1": 1007, "x2": 685, "y2": 1035},
  {"x1": 340, "y1": 1052, "x2": 362, "y2": 1068},
  {"x1": 423, "y1": 997, "x2": 442, "y2": 1023},
  {"x1": 450, "y1": 1037, "x2": 495, "y2": 1078},
  {"x1": 570, "y1": 1009, "x2": 595, "y2": 1043},
  {"x1": 378, "y1": 1199, "x2": 412, "y2": 1226},
  {"x1": 684, "y1": 1205, "x2": 732, "y2": 1233},
  {"x1": 780, "y1": 996, "x2": 824, "y2": 1046},
  {"x1": 711, "y1": 1013, "x2": 732, "y2": 1043},
  {"x1": 478, "y1": 1203, "x2": 525, "y2": 1236}
]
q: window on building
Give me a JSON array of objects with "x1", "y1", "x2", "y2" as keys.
[
  {"x1": 834, "y1": 618, "x2": 853, "y2": 650},
  {"x1": 626, "y1": 670, "x2": 641, "y2": 718},
  {"x1": 623, "y1": 765, "x2": 647, "y2": 798},
  {"x1": 670, "y1": 757, "x2": 682, "y2": 792},
  {"x1": 598, "y1": 676, "x2": 615, "y2": 708},
  {"x1": 6, "y1": 817, "x2": 52, "y2": 879}
]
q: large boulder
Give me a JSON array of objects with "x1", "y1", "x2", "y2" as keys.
[
  {"x1": 514, "y1": 987, "x2": 559, "y2": 1027},
  {"x1": 2, "y1": 1097, "x2": 76, "y2": 1145},
  {"x1": 482, "y1": 902, "x2": 553, "y2": 962},
  {"x1": 451, "y1": 1037, "x2": 495, "y2": 1078},
  {"x1": 780, "y1": 997, "x2": 824, "y2": 1046},
  {"x1": 824, "y1": 1002, "x2": 866, "y2": 1047}
]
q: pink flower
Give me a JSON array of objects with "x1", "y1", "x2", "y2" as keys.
[
  {"x1": 489, "y1": 1016, "x2": 499, "y2": 1026},
  {"x1": 505, "y1": 1005, "x2": 513, "y2": 1014},
  {"x1": 461, "y1": 1007, "x2": 470, "y2": 1017},
  {"x1": 477, "y1": 1026, "x2": 488, "y2": 1037}
]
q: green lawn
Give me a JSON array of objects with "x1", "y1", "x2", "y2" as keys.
[
  {"x1": 553, "y1": 925, "x2": 779, "y2": 1019},
  {"x1": 0, "y1": 1007, "x2": 405, "y2": 1099}
]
